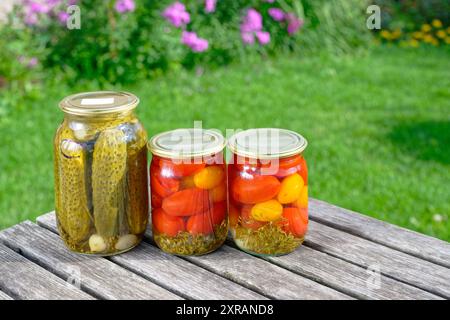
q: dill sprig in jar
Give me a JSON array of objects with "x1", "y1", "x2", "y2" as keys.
[
  {"x1": 148, "y1": 129, "x2": 228, "y2": 256},
  {"x1": 54, "y1": 91, "x2": 149, "y2": 256},
  {"x1": 228, "y1": 128, "x2": 308, "y2": 256}
]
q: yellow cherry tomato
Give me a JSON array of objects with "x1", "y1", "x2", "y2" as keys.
[
  {"x1": 180, "y1": 175, "x2": 196, "y2": 189},
  {"x1": 277, "y1": 173, "x2": 304, "y2": 204},
  {"x1": 194, "y1": 165, "x2": 225, "y2": 190},
  {"x1": 210, "y1": 183, "x2": 226, "y2": 202},
  {"x1": 251, "y1": 199, "x2": 283, "y2": 222},
  {"x1": 296, "y1": 186, "x2": 308, "y2": 208}
]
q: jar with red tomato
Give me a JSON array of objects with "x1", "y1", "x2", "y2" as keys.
[
  {"x1": 228, "y1": 128, "x2": 308, "y2": 256},
  {"x1": 148, "y1": 129, "x2": 228, "y2": 255}
]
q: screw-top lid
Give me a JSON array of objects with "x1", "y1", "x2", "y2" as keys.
[
  {"x1": 148, "y1": 128, "x2": 226, "y2": 159},
  {"x1": 59, "y1": 91, "x2": 139, "y2": 116},
  {"x1": 228, "y1": 128, "x2": 307, "y2": 159}
]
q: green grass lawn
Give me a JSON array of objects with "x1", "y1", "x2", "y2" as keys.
[{"x1": 1, "y1": 45, "x2": 449, "y2": 241}]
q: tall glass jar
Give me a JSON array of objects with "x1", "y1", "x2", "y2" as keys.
[
  {"x1": 54, "y1": 91, "x2": 149, "y2": 256},
  {"x1": 228, "y1": 128, "x2": 308, "y2": 256},
  {"x1": 148, "y1": 129, "x2": 227, "y2": 255}
]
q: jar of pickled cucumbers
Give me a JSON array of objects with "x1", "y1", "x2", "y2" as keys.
[
  {"x1": 228, "y1": 128, "x2": 308, "y2": 256},
  {"x1": 54, "y1": 91, "x2": 149, "y2": 256},
  {"x1": 148, "y1": 129, "x2": 228, "y2": 255}
]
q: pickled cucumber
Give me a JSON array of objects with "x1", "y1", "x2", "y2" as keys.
[
  {"x1": 92, "y1": 128, "x2": 128, "y2": 238},
  {"x1": 125, "y1": 127, "x2": 149, "y2": 235},
  {"x1": 54, "y1": 125, "x2": 92, "y2": 242}
]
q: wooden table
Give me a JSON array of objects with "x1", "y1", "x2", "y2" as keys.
[{"x1": 0, "y1": 198, "x2": 449, "y2": 300}]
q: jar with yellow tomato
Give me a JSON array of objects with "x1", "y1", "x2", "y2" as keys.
[
  {"x1": 148, "y1": 129, "x2": 228, "y2": 255},
  {"x1": 228, "y1": 128, "x2": 308, "y2": 256}
]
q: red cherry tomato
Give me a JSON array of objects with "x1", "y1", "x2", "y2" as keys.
[
  {"x1": 152, "y1": 208, "x2": 185, "y2": 237},
  {"x1": 232, "y1": 175, "x2": 281, "y2": 204},
  {"x1": 260, "y1": 155, "x2": 305, "y2": 179},
  {"x1": 150, "y1": 171, "x2": 180, "y2": 198},
  {"x1": 240, "y1": 205, "x2": 266, "y2": 230},
  {"x1": 151, "y1": 193, "x2": 163, "y2": 209},
  {"x1": 209, "y1": 201, "x2": 227, "y2": 225},
  {"x1": 186, "y1": 213, "x2": 214, "y2": 235},
  {"x1": 159, "y1": 158, "x2": 205, "y2": 178},
  {"x1": 298, "y1": 156, "x2": 308, "y2": 185},
  {"x1": 282, "y1": 207, "x2": 308, "y2": 237},
  {"x1": 233, "y1": 155, "x2": 260, "y2": 173},
  {"x1": 162, "y1": 188, "x2": 210, "y2": 216}
]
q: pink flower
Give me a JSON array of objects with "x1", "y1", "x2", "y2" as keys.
[
  {"x1": 115, "y1": 0, "x2": 135, "y2": 13},
  {"x1": 264, "y1": 0, "x2": 275, "y2": 2},
  {"x1": 286, "y1": 13, "x2": 304, "y2": 35},
  {"x1": 24, "y1": 12, "x2": 39, "y2": 25},
  {"x1": 205, "y1": 0, "x2": 216, "y2": 13},
  {"x1": 28, "y1": 1, "x2": 51, "y2": 14},
  {"x1": 240, "y1": 9, "x2": 270, "y2": 45},
  {"x1": 241, "y1": 32, "x2": 255, "y2": 44},
  {"x1": 255, "y1": 31, "x2": 270, "y2": 45},
  {"x1": 162, "y1": 2, "x2": 190, "y2": 28},
  {"x1": 181, "y1": 31, "x2": 209, "y2": 52},
  {"x1": 18, "y1": 56, "x2": 38, "y2": 68},
  {"x1": 241, "y1": 8, "x2": 262, "y2": 33},
  {"x1": 268, "y1": 8, "x2": 284, "y2": 21},
  {"x1": 58, "y1": 11, "x2": 69, "y2": 24},
  {"x1": 46, "y1": 0, "x2": 63, "y2": 10},
  {"x1": 28, "y1": 57, "x2": 39, "y2": 68}
]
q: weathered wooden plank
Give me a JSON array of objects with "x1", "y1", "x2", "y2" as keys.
[
  {"x1": 305, "y1": 221, "x2": 450, "y2": 298},
  {"x1": 0, "y1": 243, "x2": 93, "y2": 300},
  {"x1": 309, "y1": 198, "x2": 450, "y2": 268},
  {"x1": 37, "y1": 213, "x2": 266, "y2": 300},
  {"x1": 0, "y1": 290, "x2": 13, "y2": 300},
  {"x1": 142, "y1": 222, "x2": 351, "y2": 300},
  {"x1": 0, "y1": 221, "x2": 180, "y2": 300},
  {"x1": 223, "y1": 233, "x2": 441, "y2": 300},
  {"x1": 112, "y1": 243, "x2": 267, "y2": 300},
  {"x1": 265, "y1": 245, "x2": 442, "y2": 300},
  {"x1": 182, "y1": 245, "x2": 352, "y2": 300}
]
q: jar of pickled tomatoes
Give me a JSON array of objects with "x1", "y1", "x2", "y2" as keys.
[
  {"x1": 148, "y1": 129, "x2": 228, "y2": 255},
  {"x1": 228, "y1": 128, "x2": 308, "y2": 256},
  {"x1": 54, "y1": 91, "x2": 149, "y2": 256}
]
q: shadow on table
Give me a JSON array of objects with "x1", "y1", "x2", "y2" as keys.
[{"x1": 387, "y1": 120, "x2": 450, "y2": 165}]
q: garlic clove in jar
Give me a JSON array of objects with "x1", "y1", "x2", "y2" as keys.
[
  {"x1": 89, "y1": 234, "x2": 107, "y2": 253},
  {"x1": 115, "y1": 234, "x2": 138, "y2": 251}
]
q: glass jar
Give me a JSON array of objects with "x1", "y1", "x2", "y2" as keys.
[
  {"x1": 228, "y1": 128, "x2": 308, "y2": 256},
  {"x1": 148, "y1": 129, "x2": 227, "y2": 255},
  {"x1": 54, "y1": 91, "x2": 149, "y2": 256}
]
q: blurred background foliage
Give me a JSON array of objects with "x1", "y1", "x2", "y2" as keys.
[{"x1": 0, "y1": 0, "x2": 372, "y2": 87}]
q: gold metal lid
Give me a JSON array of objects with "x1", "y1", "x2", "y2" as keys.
[
  {"x1": 59, "y1": 91, "x2": 139, "y2": 116},
  {"x1": 228, "y1": 128, "x2": 307, "y2": 159},
  {"x1": 148, "y1": 128, "x2": 226, "y2": 159}
]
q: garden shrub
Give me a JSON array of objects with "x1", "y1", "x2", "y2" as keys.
[
  {"x1": 374, "y1": 0, "x2": 450, "y2": 47},
  {"x1": 375, "y1": 0, "x2": 449, "y2": 31},
  {"x1": 0, "y1": 0, "x2": 372, "y2": 86}
]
